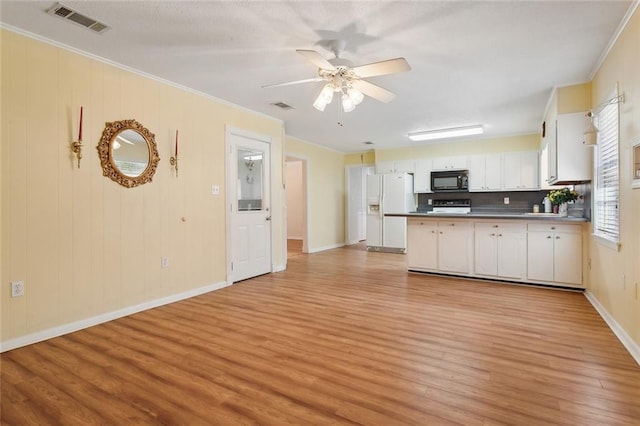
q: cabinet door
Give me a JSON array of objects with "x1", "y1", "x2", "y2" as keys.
[
  {"x1": 467, "y1": 155, "x2": 486, "y2": 191},
  {"x1": 519, "y1": 151, "x2": 539, "y2": 190},
  {"x1": 407, "y1": 220, "x2": 438, "y2": 270},
  {"x1": 484, "y1": 154, "x2": 502, "y2": 190},
  {"x1": 438, "y1": 223, "x2": 472, "y2": 274},
  {"x1": 527, "y1": 232, "x2": 554, "y2": 282},
  {"x1": 497, "y1": 229, "x2": 526, "y2": 279},
  {"x1": 548, "y1": 119, "x2": 558, "y2": 183},
  {"x1": 414, "y1": 159, "x2": 432, "y2": 193},
  {"x1": 432, "y1": 156, "x2": 467, "y2": 170},
  {"x1": 375, "y1": 161, "x2": 395, "y2": 174},
  {"x1": 554, "y1": 113, "x2": 591, "y2": 183},
  {"x1": 502, "y1": 152, "x2": 522, "y2": 190},
  {"x1": 394, "y1": 160, "x2": 415, "y2": 173},
  {"x1": 553, "y1": 232, "x2": 582, "y2": 285},
  {"x1": 474, "y1": 225, "x2": 498, "y2": 276}
]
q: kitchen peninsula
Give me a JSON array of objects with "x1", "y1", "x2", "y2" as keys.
[{"x1": 386, "y1": 211, "x2": 588, "y2": 289}]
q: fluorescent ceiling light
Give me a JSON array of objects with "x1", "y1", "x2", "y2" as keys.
[{"x1": 408, "y1": 125, "x2": 484, "y2": 142}]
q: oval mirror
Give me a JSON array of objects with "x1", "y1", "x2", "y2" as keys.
[{"x1": 97, "y1": 119, "x2": 160, "y2": 188}]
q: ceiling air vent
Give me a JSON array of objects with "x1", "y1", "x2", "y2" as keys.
[
  {"x1": 363, "y1": 141, "x2": 374, "y2": 145},
  {"x1": 47, "y1": 3, "x2": 111, "y2": 34},
  {"x1": 271, "y1": 102, "x2": 295, "y2": 110}
]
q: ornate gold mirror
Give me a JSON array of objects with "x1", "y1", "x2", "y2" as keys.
[{"x1": 97, "y1": 119, "x2": 160, "y2": 188}]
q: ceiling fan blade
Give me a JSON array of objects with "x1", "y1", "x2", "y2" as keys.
[
  {"x1": 352, "y1": 58, "x2": 411, "y2": 78},
  {"x1": 262, "y1": 77, "x2": 325, "y2": 89},
  {"x1": 296, "y1": 49, "x2": 336, "y2": 71},
  {"x1": 351, "y1": 79, "x2": 396, "y2": 103}
]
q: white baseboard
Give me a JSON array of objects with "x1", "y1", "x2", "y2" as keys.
[
  {"x1": 308, "y1": 242, "x2": 345, "y2": 253},
  {"x1": 0, "y1": 281, "x2": 230, "y2": 353},
  {"x1": 273, "y1": 264, "x2": 286, "y2": 272},
  {"x1": 584, "y1": 290, "x2": 640, "y2": 366}
]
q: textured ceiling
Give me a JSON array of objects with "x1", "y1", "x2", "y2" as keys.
[{"x1": 0, "y1": 1, "x2": 634, "y2": 152}]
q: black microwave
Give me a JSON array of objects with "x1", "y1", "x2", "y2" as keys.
[{"x1": 431, "y1": 170, "x2": 469, "y2": 192}]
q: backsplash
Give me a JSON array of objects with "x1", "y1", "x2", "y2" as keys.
[{"x1": 417, "y1": 183, "x2": 591, "y2": 219}]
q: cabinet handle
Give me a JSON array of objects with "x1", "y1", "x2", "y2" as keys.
[
  {"x1": 449, "y1": 223, "x2": 455, "y2": 227},
  {"x1": 498, "y1": 233, "x2": 503, "y2": 237},
  {"x1": 556, "y1": 236, "x2": 560, "y2": 239},
  {"x1": 547, "y1": 236, "x2": 552, "y2": 239},
  {"x1": 493, "y1": 225, "x2": 499, "y2": 228},
  {"x1": 490, "y1": 233, "x2": 495, "y2": 236},
  {"x1": 439, "y1": 231, "x2": 443, "y2": 234},
  {"x1": 551, "y1": 226, "x2": 556, "y2": 230}
]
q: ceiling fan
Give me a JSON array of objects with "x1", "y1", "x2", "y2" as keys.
[{"x1": 263, "y1": 44, "x2": 411, "y2": 112}]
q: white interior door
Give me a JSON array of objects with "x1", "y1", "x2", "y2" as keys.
[{"x1": 227, "y1": 130, "x2": 271, "y2": 283}]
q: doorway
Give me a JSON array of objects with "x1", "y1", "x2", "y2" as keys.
[
  {"x1": 346, "y1": 165, "x2": 374, "y2": 245},
  {"x1": 226, "y1": 128, "x2": 272, "y2": 283},
  {"x1": 285, "y1": 156, "x2": 308, "y2": 258}
]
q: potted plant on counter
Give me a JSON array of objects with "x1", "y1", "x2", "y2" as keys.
[{"x1": 547, "y1": 187, "x2": 579, "y2": 216}]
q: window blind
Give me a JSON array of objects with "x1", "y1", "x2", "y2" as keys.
[{"x1": 594, "y1": 96, "x2": 619, "y2": 242}]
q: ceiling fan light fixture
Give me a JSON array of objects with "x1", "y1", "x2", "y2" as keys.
[
  {"x1": 408, "y1": 125, "x2": 484, "y2": 142},
  {"x1": 342, "y1": 93, "x2": 356, "y2": 112},
  {"x1": 313, "y1": 97, "x2": 328, "y2": 112},
  {"x1": 348, "y1": 88, "x2": 364, "y2": 105}
]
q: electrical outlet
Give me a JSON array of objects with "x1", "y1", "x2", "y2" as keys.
[
  {"x1": 211, "y1": 185, "x2": 220, "y2": 195},
  {"x1": 161, "y1": 257, "x2": 169, "y2": 268},
  {"x1": 504, "y1": 197, "x2": 510, "y2": 205},
  {"x1": 428, "y1": 199, "x2": 433, "y2": 205},
  {"x1": 11, "y1": 281, "x2": 25, "y2": 298}
]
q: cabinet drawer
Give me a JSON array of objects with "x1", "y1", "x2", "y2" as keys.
[
  {"x1": 437, "y1": 220, "x2": 472, "y2": 229},
  {"x1": 475, "y1": 222, "x2": 526, "y2": 232},
  {"x1": 408, "y1": 218, "x2": 437, "y2": 226},
  {"x1": 527, "y1": 223, "x2": 582, "y2": 233}
]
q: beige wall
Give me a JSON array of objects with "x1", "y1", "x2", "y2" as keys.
[
  {"x1": 1, "y1": 30, "x2": 285, "y2": 345},
  {"x1": 285, "y1": 160, "x2": 304, "y2": 240},
  {"x1": 286, "y1": 136, "x2": 345, "y2": 252},
  {"x1": 375, "y1": 134, "x2": 540, "y2": 161},
  {"x1": 588, "y1": 8, "x2": 640, "y2": 347},
  {"x1": 344, "y1": 150, "x2": 375, "y2": 166}
]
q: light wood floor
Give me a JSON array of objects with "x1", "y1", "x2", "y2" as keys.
[{"x1": 2, "y1": 243, "x2": 640, "y2": 425}]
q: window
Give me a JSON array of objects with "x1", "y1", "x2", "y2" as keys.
[{"x1": 593, "y1": 92, "x2": 620, "y2": 245}]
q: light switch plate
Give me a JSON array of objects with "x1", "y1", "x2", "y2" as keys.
[{"x1": 211, "y1": 185, "x2": 220, "y2": 195}]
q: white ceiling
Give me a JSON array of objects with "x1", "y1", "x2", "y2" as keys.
[{"x1": 1, "y1": 1, "x2": 634, "y2": 152}]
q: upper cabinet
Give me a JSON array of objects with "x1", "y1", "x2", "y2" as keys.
[
  {"x1": 547, "y1": 112, "x2": 592, "y2": 184},
  {"x1": 376, "y1": 159, "x2": 415, "y2": 174},
  {"x1": 468, "y1": 154, "x2": 502, "y2": 191},
  {"x1": 414, "y1": 158, "x2": 433, "y2": 193},
  {"x1": 432, "y1": 156, "x2": 467, "y2": 171},
  {"x1": 503, "y1": 151, "x2": 539, "y2": 190}
]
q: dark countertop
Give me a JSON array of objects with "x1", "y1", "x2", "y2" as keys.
[{"x1": 386, "y1": 212, "x2": 589, "y2": 222}]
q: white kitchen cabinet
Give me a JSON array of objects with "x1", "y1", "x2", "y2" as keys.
[
  {"x1": 432, "y1": 156, "x2": 467, "y2": 171},
  {"x1": 437, "y1": 220, "x2": 473, "y2": 274},
  {"x1": 407, "y1": 219, "x2": 472, "y2": 274},
  {"x1": 407, "y1": 219, "x2": 438, "y2": 270},
  {"x1": 548, "y1": 112, "x2": 592, "y2": 184},
  {"x1": 474, "y1": 223, "x2": 526, "y2": 279},
  {"x1": 376, "y1": 160, "x2": 415, "y2": 174},
  {"x1": 503, "y1": 151, "x2": 539, "y2": 190},
  {"x1": 527, "y1": 223, "x2": 582, "y2": 285},
  {"x1": 413, "y1": 158, "x2": 433, "y2": 193},
  {"x1": 468, "y1": 154, "x2": 502, "y2": 191}
]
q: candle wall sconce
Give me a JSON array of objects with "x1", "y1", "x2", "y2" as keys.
[
  {"x1": 170, "y1": 129, "x2": 179, "y2": 178},
  {"x1": 71, "y1": 106, "x2": 84, "y2": 168}
]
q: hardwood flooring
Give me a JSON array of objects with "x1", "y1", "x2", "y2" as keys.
[
  {"x1": 287, "y1": 239, "x2": 303, "y2": 258},
  {"x1": 2, "y1": 243, "x2": 640, "y2": 425}
]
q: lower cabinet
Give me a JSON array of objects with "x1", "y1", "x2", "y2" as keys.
[
  {"x1": 407, "y1": 218, "x2": 583, "y2": 287},
  {"x1": 407, "y1": 219, "x2": 472, "y2": 274},
  {"x1": 527, "y1": 223, "x2": 582, "y2": 285},
  {"x1": 474, "y1": 223, "x2": 526, "y2": 280}
]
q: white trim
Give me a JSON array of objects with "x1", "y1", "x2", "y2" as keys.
[
  {"x1": 273, "y1": 264, "x2": 287, "y2": 273},
  {"x1": 308, "y1": 242, "x2": 345, "y2": 253},
  {"x1": 0, "y1": 281, "x2": 230, "y2": 353},
  {"x1": 284, "y1": 153, "x2": 310, "y2": 254},
  {"x1": 591, "y1": 233, "x2": 621, "y2": 251},
  {"x1": 0, "y1": 24, "x2": 283, "y2": 126},
  {"x1": 286, "y1": 135, "x2": 345, "y2": 154},
  {"x1": 589, "y1": 1, "x2": 640, "y2": 80},
  {"x1": 584, "y1": 290, "x2": 640, "y2": 366}
]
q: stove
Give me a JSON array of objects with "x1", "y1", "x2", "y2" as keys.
[{"x1": 429, "y1": 199, "x2": 471, "y2": 214}]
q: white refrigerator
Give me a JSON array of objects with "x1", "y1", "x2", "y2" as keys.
[{"x1": 366, "y1": 173, "x2": 415, "y2": 252}]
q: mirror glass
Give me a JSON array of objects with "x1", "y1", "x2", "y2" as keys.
[
  {"x1": 237, "y1": 148, "x2": 263, "y2": 211},
  {"x1": 112, "y1": 129, "x2": 150, "y2": 177},
  {"x1": 97, "y1": 119, "x2": 160, "y2": 188}
]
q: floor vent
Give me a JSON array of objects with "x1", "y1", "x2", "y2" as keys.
[
  {"x1": 271, "y1": 102, "x2": 295, "y2": 110},
  {"x1": 47, "y1": 3, "x2": 111, "y2": 34}
]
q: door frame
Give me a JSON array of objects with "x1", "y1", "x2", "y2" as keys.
[
  {"x1": 225, "y1": 126, "x2": 273, "y2": 285},
  {"x1": 284, "y1": 154, "x2": 309, "y2": 255},
  {"x1": 345, "y1": 164, "x2": 373, "y2": 245}
]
